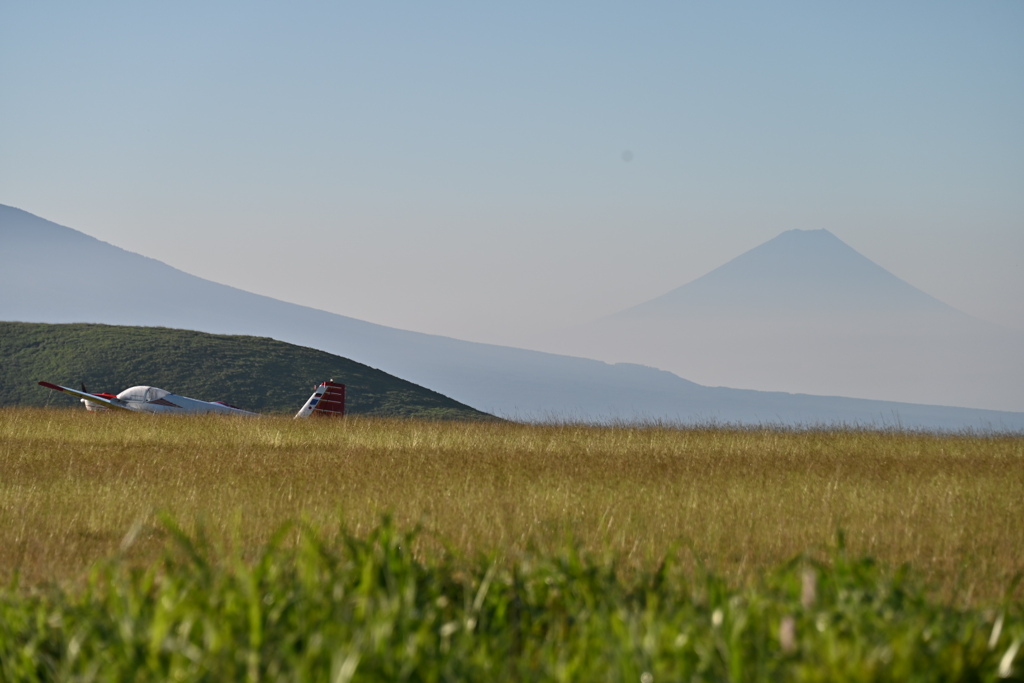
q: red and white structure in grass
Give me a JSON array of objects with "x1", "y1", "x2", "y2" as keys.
[
  {"x1": 293, "y1": 380, "x2": 346, "y2": 418},
  {"x1": 37, "y1": 379, "x2": 346, "y2": 418}
]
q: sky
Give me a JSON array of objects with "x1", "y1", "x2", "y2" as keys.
[{"x1": 3, "y1": 1, "x2": 1023, "y2": 348}]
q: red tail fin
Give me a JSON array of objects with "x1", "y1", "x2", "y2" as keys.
[{"x1": 294, "y1": 380, "x2": 346, "y2": 418}]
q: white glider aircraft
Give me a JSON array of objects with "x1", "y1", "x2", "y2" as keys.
[{"x1": 38, "y1": 379, "x2": 346, "y2": 418}]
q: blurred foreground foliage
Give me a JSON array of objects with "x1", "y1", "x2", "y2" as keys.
[{"x1": 1, "y1": 517, "x2": 1021, "y2": 682}]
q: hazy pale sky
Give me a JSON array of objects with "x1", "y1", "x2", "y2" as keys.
[{"x1": 3, "y1": 2, "x2": 1022, "y2": 347}]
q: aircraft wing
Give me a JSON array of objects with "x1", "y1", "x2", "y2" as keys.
[{"x1": 37, "y1": 381, "x2": 133, "y2": 411}]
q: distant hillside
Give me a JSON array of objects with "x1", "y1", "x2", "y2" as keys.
[{"x1": 0, "y1": 322, "x2": 494, "y2": 419}]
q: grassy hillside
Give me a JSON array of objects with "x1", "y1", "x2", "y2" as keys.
[{"x1": 0, "y1": 322, "x2": 493, "y2": 419}]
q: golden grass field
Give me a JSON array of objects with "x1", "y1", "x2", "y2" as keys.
[{"x1": 2, "y1": 408, "x2": 1022, "y2": 605}]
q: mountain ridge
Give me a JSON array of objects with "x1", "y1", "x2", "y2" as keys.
[{"x1": 2, "y1": 203, "x2": 1022, "y2": 428}]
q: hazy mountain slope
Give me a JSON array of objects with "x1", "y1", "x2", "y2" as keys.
[
  {"x1": 544, "y1": 229, "x2": 1024, "y2": 412},
  {"x1": 0, "y1": 322, "x2": 493, "y2": 419},
  {"x1": 3, "y1": 204, "x2": 1022, "y2": 430}
]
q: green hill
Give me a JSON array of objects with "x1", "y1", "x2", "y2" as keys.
[{"x1": 0, "y1": 322, "x2": 494, "y2": 420}]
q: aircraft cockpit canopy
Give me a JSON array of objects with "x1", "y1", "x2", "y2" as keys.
[{"x1": 117, "y1": 386, "x2": 171, "y2": 403}]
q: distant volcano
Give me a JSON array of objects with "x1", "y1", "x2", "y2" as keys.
[
  {"x1": 543, "y1": 229, "x2": 1023, "y2": 412},
  {"x1": 612, "y1": 229, "x2": 957, "y2": 319}
]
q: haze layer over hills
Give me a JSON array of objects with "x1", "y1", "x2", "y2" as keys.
[
  {"x1": 542, "y1": 229, "x2": 1023, "y2": 413},
  {"x1": 2, "y1": 204, "x2": 1022, "y2": 430}
]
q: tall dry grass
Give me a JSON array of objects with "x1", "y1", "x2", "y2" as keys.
[{"x1": 1, "y1": 408, "x2": 1021, "y2": 604}]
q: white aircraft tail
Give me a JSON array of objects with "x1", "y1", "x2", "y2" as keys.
[{"x1": 294, "y1": 380, "x2": 346, "y2": 418}]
